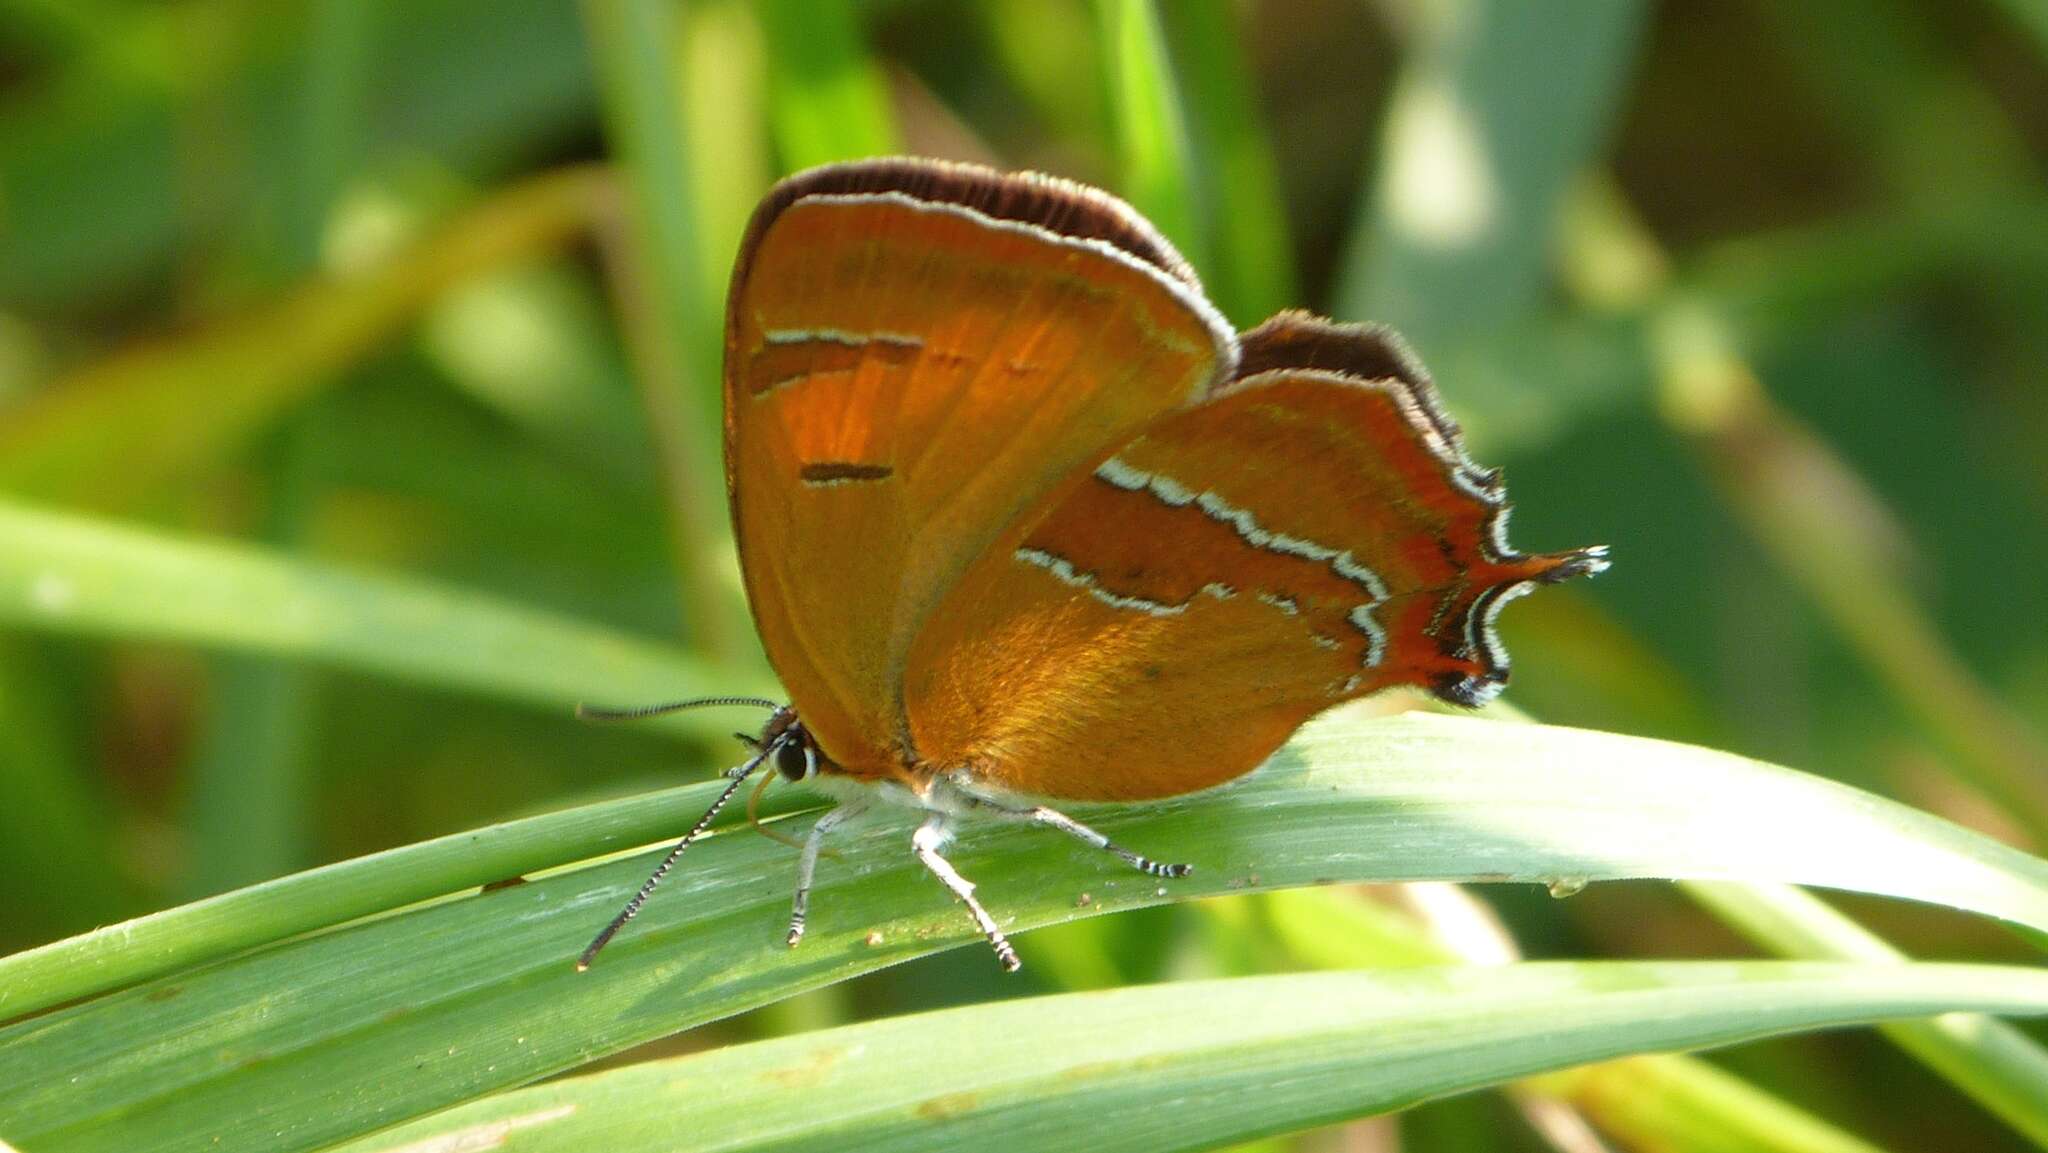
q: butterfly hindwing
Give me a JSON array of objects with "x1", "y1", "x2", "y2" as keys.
[{"x1": 902, "y1": 313, "x2": 1608, "y2": 800}]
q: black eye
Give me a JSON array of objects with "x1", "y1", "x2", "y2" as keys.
[{"x1": 775, "y1": 739, "x2": 809, "y2": 781}]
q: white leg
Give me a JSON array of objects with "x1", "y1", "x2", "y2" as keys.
[
  {"x1": 958, "y1": 789, "x2": 1192, "y2": 879},
  {"x1": 787, "y1": 804, "x2": 859, "y2": 947},
  {"x1": 911, "y1": 813, "x2": 1020, "y2": 972}
]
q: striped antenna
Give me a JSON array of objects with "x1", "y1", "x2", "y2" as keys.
[
  {"x1": 575, "y1": 696, "x2": 782, "y2": 722},
  {"x1": 575, "y1": 747, "x2": 772, "y2": 971}
]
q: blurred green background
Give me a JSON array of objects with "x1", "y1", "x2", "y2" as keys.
[{"x1": 0, "y1": 0, "x2": 2043, "y2": 1148}]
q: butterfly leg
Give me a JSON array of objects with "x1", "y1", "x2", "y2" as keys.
[
  {"x1": 956, "y1": 789, "x2": 1192, "y2": 879},
  {"x1": 911, "y1": 812, "x2": 1021, "y2": 972},
  {"x1": 787, "y1": 802, "x2": 862, "y2": 948}
]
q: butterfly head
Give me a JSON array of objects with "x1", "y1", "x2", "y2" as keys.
[
  {"x1": 575, "y1": 694, "x2": 829, "y2": 972},
  {"x1": 756, "y1": 706, "x2": 824, "y2": 784}
]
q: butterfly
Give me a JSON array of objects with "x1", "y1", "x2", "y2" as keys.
[{"x1": 578, "y1": 157, "x2": 1608, "y2": 972}]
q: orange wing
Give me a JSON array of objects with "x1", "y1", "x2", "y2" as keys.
[
  {"x1": 902, "y1": 313, "x2": 1608, "y2": 800},
  {"x1": 725, "y1": 160, "x2": 1237, "y2": 777}
]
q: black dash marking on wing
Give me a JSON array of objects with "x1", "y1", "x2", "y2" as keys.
[{"x1": 800, "y1": 461, "x2": 895, "y2": 485}]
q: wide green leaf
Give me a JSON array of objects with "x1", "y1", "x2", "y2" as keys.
[
  {"x1": 4, "y1": 709, "x2": 2046, "y2": 1152},
  {"x1": 335, "y1": 962, "x2": 2048, "y2": 1153}
]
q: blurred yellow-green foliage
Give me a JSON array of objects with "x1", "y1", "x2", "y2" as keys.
[{"x1": 1, "y1": 1, "x2": 2045, "y2": 1150}]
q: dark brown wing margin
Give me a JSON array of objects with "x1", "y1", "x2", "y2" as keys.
[
  {"x1": 1230, "y1": 310, "x2": 1610, "y2": 707},
  {"x1": 1235, "y1": 310, "x2": 1474, "y2": 479},
  {"x1": 730, "y1": 157, "x2": 1204, "y2": 307}
]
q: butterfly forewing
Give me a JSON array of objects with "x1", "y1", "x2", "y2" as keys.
[
  {"x1": 725, "y1": 161, "x2": 1237, "y2": 776},
  {"x1": 902, "y1": 314, "x2": 1608, "y2": 801}
]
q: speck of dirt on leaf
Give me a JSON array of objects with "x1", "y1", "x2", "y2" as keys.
[{"x1": 916, "y1": 1090, "x2": 983, "y2": 1120}]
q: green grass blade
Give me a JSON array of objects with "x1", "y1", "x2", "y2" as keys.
[
  {"x1": 1094, "y1": 0, "x2": 1206, "y2": 271},
  {"x1": 183, "y1": 650, "x2": 317, "y2": 896},
  {"x1": 1335, "y1": 1, "x2": 1647, "y2": 342},
  {"x1": 0, "y1": 771, "x2": 819, "y2": 1022},
  {"x1": 1687, "y1": 881, "x2": 2048, "y2": 1148},
  {"x1": 1159, "y1": 0, "x2": 1296, "y2": 324},
  {"x1": 0, "y1": 1, "x2": 599, "y2": 310},
  {"x1": 755, "y1": 0, "x2": 898, "y2": 168},
  {"x1": 1759, "y1": 0, "x2": 2037, "y2": 206},
  {"x1": 582, "y1": 0, "x2": 738, "y2": 659},
  {"x1": 1468, "y1": 698, "x2": 2048, "y2": 1146},
  {"x1": 332, "y1": 963, "x2": 2048, "y2": 1153},
  {"x1": 1536, "y1": 1052, "x2": 1890, "y2": 1153},
  {"x1": 0, "y1": 635, "x2": 127, "y2": 935},
  {"x1": 583, "y1": 0, "x2": 717, "y2": 414},
  {"x1": 1650, "y1": 303, "x2": 2048, "y2": 838},
  {"x1": 1260, "y1": 887, "x2": 1896, "y2": 1153},
  {"x1": 980, "y1": 0, "x2": 1109, "y2": 146},
  {"x1": 1984, "y1": 0, "x2": 2048, "y2": 56},
  {"x1": 681, "y1": 1, "x2": 774, "y2": 309},
  {"x1": 0, "y1": 168, "x2": 606, "y2": 509},
  {"x1": 6, "y1": 709, "x2": 2048, "y2": 1150},
  {"x1": 180, "y1": 0, "x2": 369, "y2": 898},
  {"x1": 0, "y1": 498, "x2": 757, "y2": 741},
  {"x1": 1557, "y1": 180, "x2": 2048, "y2": 844}
]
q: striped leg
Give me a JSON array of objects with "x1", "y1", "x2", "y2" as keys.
[
  {"x1": 964, "y1": 794, "x2": 1192, "y2": 879},
  {"x1": 911, "y1": 813, "x2": 1021, "y2": 972},
  {"x1": 786, "y1": 804, "x2": 859, "y2": 947}
]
